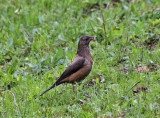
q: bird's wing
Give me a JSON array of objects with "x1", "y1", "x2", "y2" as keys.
[{"x1": 56, "y1": 56, "x2": 85, "y2": 83}]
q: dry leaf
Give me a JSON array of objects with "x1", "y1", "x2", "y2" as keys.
[
  {"x1": 133, "y1": 86, "x2": 147, "y2": 93},
  {"x1": 135, "y1": 66, "x2": 147, "y2": 72}
]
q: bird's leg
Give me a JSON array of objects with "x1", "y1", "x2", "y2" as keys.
[{"x1": 72, "y1": 84, "x2": 76, "y2": 93}]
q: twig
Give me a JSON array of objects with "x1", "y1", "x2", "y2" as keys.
[
  {"x1": 1, "y1": 90, "x2": 22, "y2": 117},
  {"x1": 1, "y1": 94, "x2": 5, "y2": 118},
  {"x1": 141, "y1": 47, "x2": 144, "y2": 62},
  {"x1": 4, "y1": 90, "x2": 17, "y2": 106},
  {"x1": 89, "y1": 22, "x2": 96, "y2": 34},
  {"x1": 100, "y1": 5, "x2": 107, "y2": 39}
]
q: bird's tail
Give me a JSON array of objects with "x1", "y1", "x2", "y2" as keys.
[
  {"x1": 40, "y1": 77, "x2": 61, "y2": 96},
  {"x1": 40, "y1": 83, "x2": 57, "y2": 96}
]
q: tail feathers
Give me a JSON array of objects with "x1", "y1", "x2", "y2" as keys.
[{"x1": 40, "y1": 83, "x2": 57, "y2": 96}]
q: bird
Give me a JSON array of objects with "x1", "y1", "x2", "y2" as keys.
[{"x1": 40, "y1": 36, "x2": 96, "y2": 96}]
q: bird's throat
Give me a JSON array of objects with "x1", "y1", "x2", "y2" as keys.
[{"x1": 77, "y1": 45, "x2": 91, "y2": 57}]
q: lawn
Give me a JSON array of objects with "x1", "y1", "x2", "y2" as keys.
[{"x1": 0, "y1": 0, "x2": 160, "y2": 117}]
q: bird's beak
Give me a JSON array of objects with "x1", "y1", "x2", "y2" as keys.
[{"x1": 89, "y1": 36, "x2": 96, "y2": 41}]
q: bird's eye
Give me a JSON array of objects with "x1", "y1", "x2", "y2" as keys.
[{"x1": 86, "y1": 38, "x2": 90, "y2": 41}]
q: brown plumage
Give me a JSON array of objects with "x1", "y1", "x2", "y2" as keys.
[{"x1": 40, "y1": 36, "x2": 96, "y2": 96}]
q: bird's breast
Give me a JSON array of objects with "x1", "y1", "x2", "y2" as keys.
[{"x1": 86, "y1": 55, "x2": 93, "y2": 64}]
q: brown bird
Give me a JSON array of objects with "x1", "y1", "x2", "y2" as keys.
[{"x1": 40, "y1": 36, "x2": 96, "y2": 96}]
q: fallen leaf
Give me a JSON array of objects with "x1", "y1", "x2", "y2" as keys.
[{"x1": 135, "y1": 66, "x2": 147, "y2": 72}]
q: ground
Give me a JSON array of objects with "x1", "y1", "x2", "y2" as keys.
[{"x1": 0, "y1": 0, "x2": 160, "y2": 117}]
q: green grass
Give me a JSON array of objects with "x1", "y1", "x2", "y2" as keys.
[{"x1": 0, "y1": 0, "x2": 160, "y2": 117}]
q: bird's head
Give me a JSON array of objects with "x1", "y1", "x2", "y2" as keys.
[{"x1": 78, "y1": 36, "x2": 96, "y2": 46}]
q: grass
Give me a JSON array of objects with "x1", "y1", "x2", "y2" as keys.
[{"x1": 0, "y1": 0, "x2": 160, "y2": 117}]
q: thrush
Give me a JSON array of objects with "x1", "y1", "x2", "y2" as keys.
[{"x1": 40, "y1": 36, "x2": 96, "y2": 96}]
